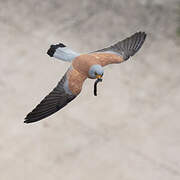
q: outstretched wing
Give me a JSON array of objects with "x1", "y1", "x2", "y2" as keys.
[
  {"x1": 91, "y1": 32, "x2": 146, "y2": 66},
  {"x1": 24, "y1": 67, "x2": 86, "y2": 123}
]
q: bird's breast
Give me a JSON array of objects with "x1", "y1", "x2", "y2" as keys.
[
  {"x1": 72, "y1": 54, "x2": 99, "y2": 76},
  {"x1": 67, "y1": 68, "x2": 87, "y2": 95}
]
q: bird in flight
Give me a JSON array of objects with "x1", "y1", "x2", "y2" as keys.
[{"x1": 24, "y1": 32, "x2": 146, "y2": 123}]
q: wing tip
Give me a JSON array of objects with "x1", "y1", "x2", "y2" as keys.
[
  {"x1": 24, "y1": 119, "x2": 30, "y2": 124},
  {"x1": 24, "y1": 110, "x2": 51, "y2": 124},
  {"x1": 24, "y1": 116, "x2": 35, "y2": 124},
  {"x1": 24, "y1": 117, "x2": 31, "y2": 124},
  {"x1": 123, "y1": 31, "x2": 147, "y2": 60},
  {"x1": 137, "y1": 31, "x2": 147, "y2": 40},
  {"x1": 24, "y1": 116, "x2": 43, "y2": 124},
  {"x1": 135, "y1": 31, "x2": 147, "y2": 48},
  {"x1": 24, "y1": 111, "x2": 44, "y2": 124}
]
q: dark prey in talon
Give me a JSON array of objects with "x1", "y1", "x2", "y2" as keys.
[
  {"x1": 24, "y1": 32, "x2": 146, "y2": 123},
  {"x1": 94, "y1": 78, "x2": 103, "y2": 96}
]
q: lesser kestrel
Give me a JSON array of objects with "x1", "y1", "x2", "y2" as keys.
[{"x1": 24, "y1": 32, "x2": 146, "y2": 123}]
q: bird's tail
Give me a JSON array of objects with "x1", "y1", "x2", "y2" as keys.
[{"x1": 47, "y1": 43, "x2": 80, "y2": 62}]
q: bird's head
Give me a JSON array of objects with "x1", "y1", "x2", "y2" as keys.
[{"x1": 88, "y1": 64, "x2": 104, "y2": 79}]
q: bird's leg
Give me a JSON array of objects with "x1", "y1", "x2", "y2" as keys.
[{"x1": 94, "y1": 78, "x2": 102, "y2": 96}]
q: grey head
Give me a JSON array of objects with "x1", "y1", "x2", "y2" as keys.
[{"x1": 88, "y1": 64, "x2": 104, "y2": 79}]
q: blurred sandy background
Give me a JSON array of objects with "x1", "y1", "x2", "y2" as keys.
[{"x1": 0, "y1": 0, "x2": 180, "y2": 179}]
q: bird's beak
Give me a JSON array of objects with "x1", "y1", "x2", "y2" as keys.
[{"x1": 96, "y1": 74, "x2": 103, "y2": 79}]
